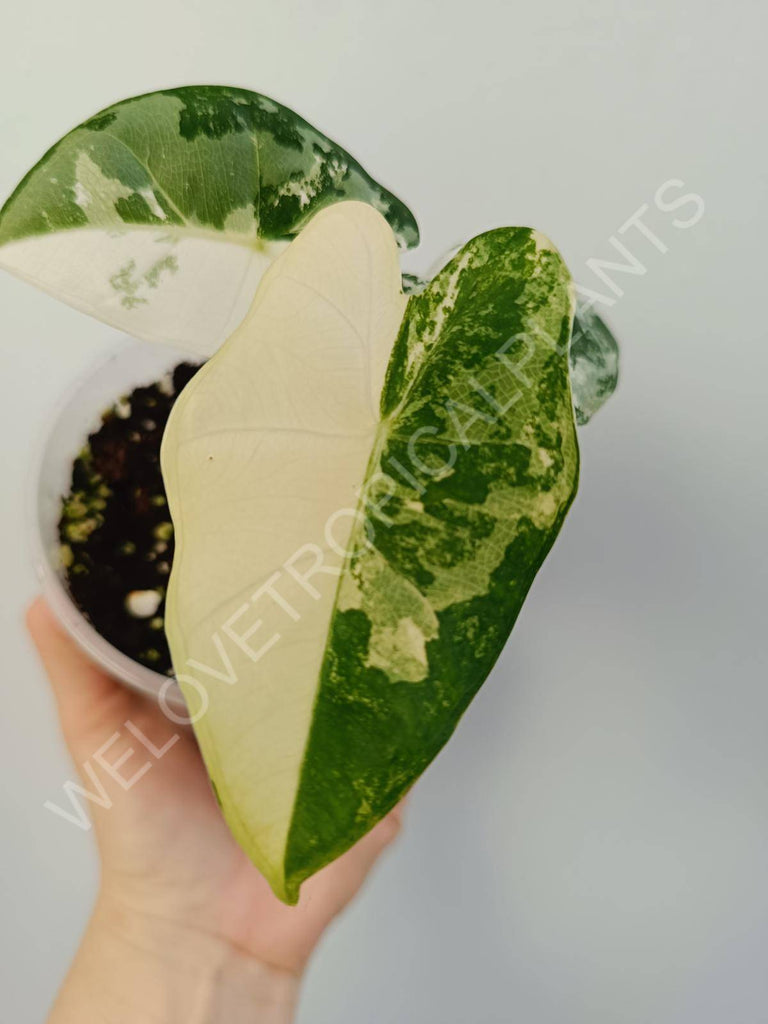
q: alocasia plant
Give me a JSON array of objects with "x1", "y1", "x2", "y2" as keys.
[
  {"x1": 1, "y1": 86, "x2": 618, "y2": 903},
  {"x1": 0, "y1": 86, "x2": 419, "y2": 352},
  {"x1": 160, "y1": 202, "x2": 579, "y2": 903}
]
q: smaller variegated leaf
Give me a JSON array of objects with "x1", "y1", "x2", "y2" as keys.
[
  {"x1": 570, "y1": 306, "x2": 620, "y2": 424},
  {"x1": 0, "y1": 86, "x2": 418, "y2": 354}
]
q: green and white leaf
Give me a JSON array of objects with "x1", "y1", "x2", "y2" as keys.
[
  {"x1": 0, "y1": 86, "x2": 418, "y2": 354},
  {"x1": 161, "y1": 202, "x2": 579, "y2": 903},
  {"x1": 401, "y1": 271, "x2": 428, "y2": 295},
  {"x1": 570, "y1": 305, "x2": 620, "y2": 424}
]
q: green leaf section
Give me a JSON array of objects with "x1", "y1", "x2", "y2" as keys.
[
  {"x1": 0, "y1": 85, "x2": 418, "y2": 246},
  {"x1": 283, "y1": 227, "x2": 579, "y2": 899}
]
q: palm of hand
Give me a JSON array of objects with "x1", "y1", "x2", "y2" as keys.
[{"x1": 29, "y1": 598, "x2": 402, "y2": 976}]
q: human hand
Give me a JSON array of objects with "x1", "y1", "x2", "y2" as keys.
[{"x1": 27, "y1": 596, "x2": 404, "y2": 1023}]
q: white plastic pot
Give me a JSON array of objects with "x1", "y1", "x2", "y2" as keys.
[{"x1": 30, "y1": 337, "x2": 190, "y2": 712}]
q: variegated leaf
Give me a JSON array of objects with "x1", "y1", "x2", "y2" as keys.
[
  {"x1": 570, "y1": 306, "x2": 620, "y2": 424},
  {"x1": 161, "y1": 202, "x2": 579, "y2": 903},
  {"x1": 0, "y1": 86, "x2": 418, "y2": 353}
]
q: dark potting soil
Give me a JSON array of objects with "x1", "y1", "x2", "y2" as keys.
[{"x1": 58, "y1": 361, "x2": 202, "y2": 675}]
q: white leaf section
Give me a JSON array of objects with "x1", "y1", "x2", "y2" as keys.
[
  {"x1": 161, "y1": 202, "x2": 406, "y2": 896},
  {"x1": 0, "y1": 230, "x2": 288, "y2": 355}
]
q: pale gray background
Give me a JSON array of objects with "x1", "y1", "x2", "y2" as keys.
[{"x1": 1, "y1": 1, "x2": 767, "y2": 1021}]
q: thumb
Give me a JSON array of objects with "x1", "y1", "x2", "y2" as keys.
[{"x1": 26, "y1": 596, "x2": 145, "y2": 757}]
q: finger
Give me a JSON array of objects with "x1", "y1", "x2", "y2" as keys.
[{"x1": 26, "y1": 596, "x2": 140, "y2": 747}]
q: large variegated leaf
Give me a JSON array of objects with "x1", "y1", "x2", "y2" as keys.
[
  {"x1": 0, "y1": 86, "x2": 418, "y2": 353},
  {"x1": 161, "y1": 202, "x2": 579, "y2": 903}
]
